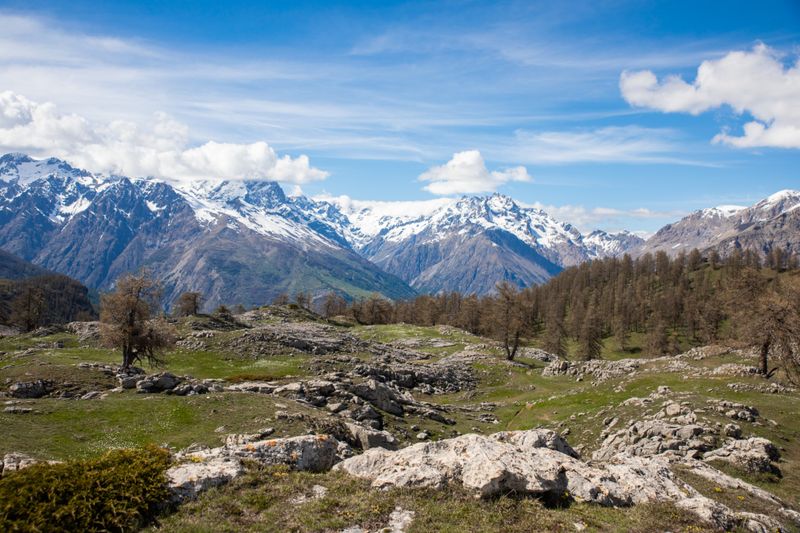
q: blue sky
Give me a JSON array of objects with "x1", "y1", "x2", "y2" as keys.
[{"x1": 0, "y1": 0, "x2": 798, "y2": 233}]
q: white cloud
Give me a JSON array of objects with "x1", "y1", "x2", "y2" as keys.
[
  {"x1": 0, "y1": 90, "x2": 328, "y2": 183},
  {"x1": 418, "y1": 150, "x2": 531, "y2": 195},
  {"x1": 505, "y1": 126, "x2": 695, "y2": 165},
  {"x1": 620, "y1": 43, "x2": 800, "y2": 149}
]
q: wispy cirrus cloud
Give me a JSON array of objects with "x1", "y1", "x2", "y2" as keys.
[{"x1": 490, "y1": 126, "x2": 714, "y2": 166}]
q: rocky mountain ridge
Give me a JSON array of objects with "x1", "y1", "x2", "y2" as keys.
[
  {"x1": 0, "y1": 153, "x2": 643, "y2": 302},
  {"x1": 637, "y1": 189, "x2": 800, "y2": 258},
  {"x1": 0, "y1": 153, "x2": 414, "y2": 308}
]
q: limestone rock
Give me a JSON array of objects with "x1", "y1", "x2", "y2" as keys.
[
  {"x1": 345, "y1": 422, "x2": 398, "y2": 450},
  {"x1": 136, "y1": 372, "x2": 180, "y2": 393},
  {"x1": 227, "y1": 434, "x2": 343, "y2": 472},
  {"x1": 1, "y1": 452, "x2": 38, "y2": 475},
  {"x1": 167, "y1": 455, "x2": 244, "y2": 502},
  {"x1": 349, "y1": 379, "x2": 406, "y2": 416},
  {"x1": 704, "y1": 437, "x2": 780, "y2": 474}
]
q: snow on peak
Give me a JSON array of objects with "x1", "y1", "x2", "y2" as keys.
[
  {"x1": 700, "y1": 205, "x2": 746, "y2": 218},
  {"x1": 764, "y1": 189, "x2": 800, "y2": 205},
  {"x1": 0, "y1": 153, "x2": 98, "y2": 187},
  {"x1": 750, "y1": 189, "x2": 800, "y2": 219}
]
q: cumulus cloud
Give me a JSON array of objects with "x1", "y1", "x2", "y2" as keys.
[
  {"x1": 620, "y1": 43, "x2": 800, "y2": 149},
  {"x1": 419, "y1": 150, "x2": 531, "y2": 195},
  {"x1": 0, "y1": 90, "x2": 328, "y2": 183}
]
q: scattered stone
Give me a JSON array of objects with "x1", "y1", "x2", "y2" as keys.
[
  {"x1": 1, "y1": 452, "x2": 39, "y2": 475},
  {"x1": 290, "y1": 484, "x2": 328, "y2": 505},
  {"x1": 3, "y1": 406, "x2": 33, "y2": 414}
]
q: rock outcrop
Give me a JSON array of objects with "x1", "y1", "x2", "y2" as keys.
[
  {"x1": 167, "y1": 434, "x2": 348, "y2": 502},
  {"x1": 334, "y1": 429, "x2": 792, "y2": 532}
]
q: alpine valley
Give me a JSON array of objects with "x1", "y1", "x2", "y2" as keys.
[{"x1": 0, "y1": 152, "x2": 798, "y2": 309}]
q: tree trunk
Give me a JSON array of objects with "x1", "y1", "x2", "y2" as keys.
[
  {"x1": 759, "y1": 340, "x2": 770, "y2": 376},
  {"x1": 122, "y1": 343, "x2": 133, "y2": 370}
]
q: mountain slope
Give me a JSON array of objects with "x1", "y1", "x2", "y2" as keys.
[
  {"x1": 0, "y1": 248, "x2": 96, "y2": 325},
  {"x1": 637, "y1": 190, "x2": 800, "y2": 258},
  {"x1": 328, "y1": 194, "x2": 643, "y2": 295},
  {"x1": 0, "y1": 154, "x2": 415, "y2": 308}
]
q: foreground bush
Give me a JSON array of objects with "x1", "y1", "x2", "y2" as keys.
[{"x1": 0, "y1": 446, "x2": 171, "y2": 532}]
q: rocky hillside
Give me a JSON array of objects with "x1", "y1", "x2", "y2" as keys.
[
  {"x1": 637, "y1": 190, "x2": 800, "y2": 258},
  {"x1": 1, "y1": 310, "x2": 798, "y2": 531},
  {"x1": 0, "y1": 154, "x2": 414, "y2": 308}
]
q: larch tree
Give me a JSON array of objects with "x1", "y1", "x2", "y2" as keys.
[
  {"x1": 10, "y1": 284, "x2": 45, "y2": 332},
  {"x1": 100, "y1": 271, "x2": 176, "y2": 370},
  {"x1": 174, "y1": 291, "x2": 203, "y2": 317},
  {"x1": 493, "y1": 281, "x2": 525, "y2": 361},
  {"x1": 577, "y1": 301, "x2": 603, "y2": 360}
]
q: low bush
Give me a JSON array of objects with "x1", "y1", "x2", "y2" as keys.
[{"x1": 0, "y1": 445, "x2": 171, "y2": 532}]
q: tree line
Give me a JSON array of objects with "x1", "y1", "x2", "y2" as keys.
[
  {"x1": 17, "y1": 248, "x2": 799, "y2": 385},
  {"x1": 322, "y1": 249, "x2": 800, "y2": 383},
  {"x1": 0, "y1": 274, "x2": 96, "y2": 331}
]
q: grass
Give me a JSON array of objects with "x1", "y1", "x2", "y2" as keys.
[
  {"x1": 2, "y1": 319, "x2": 800, "y2": 531},
  {"x1": 0, "y1": 392, "x2": 323, "y2": 460}
]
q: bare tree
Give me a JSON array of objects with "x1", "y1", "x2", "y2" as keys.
[
  {"x1": 174, "y1": 291, "x2": 203, "y2": 317},
  {"x1": 294, "y1": 291, "x2": 312, "y2": 310},
  {"x1": 322, "y1": 292, "x2": 347, "y2": 318},
  {"x1": 100, "y1": 271, "x2": 176, "y2": 370},
  {"x1": 10, "y1": 284, "x2": 45, "y2": 332},
  {"x1": 741, "y1": 288, "x2": 800, "y2": 382}
]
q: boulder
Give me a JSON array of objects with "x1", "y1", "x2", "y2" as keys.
[
  {"x1": 8, "y1": 380, "x2": 51, "y2": 399},
  {"x1": 169, "y1": 434, "x2": 347, "y2": 502},
  {"x1": 345, "y1": 422, "x2": 398, "y2": 450},
  {"x1": 224, "y1": 428, "x2": 275, "y2": 447},
  {"x1": 349, "y1": 379, "x2": 405, "y2": 416},
  {"x1": 1, "y1": 452, "x2": 38, "y2": 475},
  {"x1": 167, "y1": 454, "x2": 245, "y2": 502},
  {"x1": 136, "y1": 372, "x2": 180, "y2": 393},
  {"x1": 227, "y1": 434, "x2": 343, "y2": 472}
]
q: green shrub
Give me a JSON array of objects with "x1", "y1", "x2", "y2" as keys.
[{"x1": 0, "y1": 445, "x2": 171, "y2": 532}]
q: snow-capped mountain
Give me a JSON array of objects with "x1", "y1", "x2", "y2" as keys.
[
  {"x1": 0, "y1": 153, "x2": 414, "y2": 308},
  {"x1": 0, "y1": 153, "x2": 649, "y2": 304},
  {"x1": 325, "y1": 193, "x2": 643, "y2": 295},
  {"x1": 635, "y1": 190, "x2": 800, "y2": 258}
]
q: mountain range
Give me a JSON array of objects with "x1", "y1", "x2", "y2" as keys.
[
  {"x1": 637, "y1": 189, "x2": 800, "y2": 258},
  {"x1": 0, "y1": 153, "x2": 796, "y2": 309}
]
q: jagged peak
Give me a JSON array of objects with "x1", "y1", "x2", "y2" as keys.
[{"x1": 0, "y1": 152, "x2": 34, "y2": 164}]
